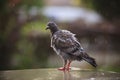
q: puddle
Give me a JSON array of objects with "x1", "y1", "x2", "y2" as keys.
[{"x1": 0, "y1": 69, "x2": 120, "y2": 80}]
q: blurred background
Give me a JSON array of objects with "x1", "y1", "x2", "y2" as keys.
[{"x1": 0, "y1": 0, "x2": 120, "y2": 72}]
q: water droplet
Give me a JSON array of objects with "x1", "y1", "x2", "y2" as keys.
[{"x1": 90, "y1": 78, "x2": 95, "y2": 80}]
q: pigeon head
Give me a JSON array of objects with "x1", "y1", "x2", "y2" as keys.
[{"x1": 46, "y1": 22, "x2": 59, "y2": 34}]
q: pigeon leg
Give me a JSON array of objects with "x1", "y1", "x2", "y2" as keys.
[
  {"x1": 58, "y1": 60, "x2": 67, "y2": 71},
  {"x1": 66, "y1": 60, "x2": 72, "y2": 71}
]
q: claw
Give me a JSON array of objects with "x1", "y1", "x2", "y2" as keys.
[
  {"x1": 58, "y1": 60, "x2": 72, "y2": 71},
  {"x1": 58, "y1": 67, "x2": 66, "y2": 71},
  {"x1": 66, "y1": 67, "x2": 71, "y2": 71}
]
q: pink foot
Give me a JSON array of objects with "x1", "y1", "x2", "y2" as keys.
[
  {"x1": 66, "y1": 67, "x2": 71, "y2": 71},
  {"x1": 58, "y1": 67, "x2": 66, "y2": 71}
]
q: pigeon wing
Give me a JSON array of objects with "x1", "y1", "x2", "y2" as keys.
[{"x1": 51, "y1": 30, "x2": 83, "y2": 56}]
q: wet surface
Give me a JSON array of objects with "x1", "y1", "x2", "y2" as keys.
[{"x1": 0, "y1": 68, "x2": 120, "y2": 80}]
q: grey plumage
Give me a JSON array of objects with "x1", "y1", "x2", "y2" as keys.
[{"x1": 46, "y1": 22, "x2": 97, "y2": 70}]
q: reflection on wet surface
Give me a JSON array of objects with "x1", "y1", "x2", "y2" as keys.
[{"x1": 0, "y1": 68, "x2": 120, "y2": 80}]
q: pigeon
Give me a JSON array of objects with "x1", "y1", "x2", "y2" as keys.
[{"x1": 46, "y1": 22, "x2": 97, "y2": 71}]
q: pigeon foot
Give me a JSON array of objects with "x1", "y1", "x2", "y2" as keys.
[
  {"x1": 66, "y1": 67, "x2": 71, "y2": 71},
  {"x1": 58, "y1": 67, "x2": 66, "y2": 71}
]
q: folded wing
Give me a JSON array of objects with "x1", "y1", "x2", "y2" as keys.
[{"x1": 51, "y1": 30, "x2": 83, "y2": 56}]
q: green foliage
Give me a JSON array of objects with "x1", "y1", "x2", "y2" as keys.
[
  {"x1": 100, "y1": 66, "x2": 120, "y2": 72},
  {"x1": 0, "y1": 0, "x2": 44, "y2": 70},
  {"x1": 81, "y1": 0, "x2": 120, "y2": 19},
  {"x1": 13, "y1": 39, "x2": 35, "y2": 69},
  {"x1": 21, "y1": 0, "x2": 43, "y2": 8},
  {"x1": 21, "y1": 21, "x2": 48, "y2": 36},
  {"x1": 81, "y1": 0, "x2": 94, "y2": 9},
  {"x1": 13, "y1": 20, "x2": 50, "y2": 69},
  {"x1": 0, "y1": 0, "x2": 8, "y2": 11}
]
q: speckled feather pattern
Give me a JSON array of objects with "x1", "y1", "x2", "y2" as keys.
[{"x1": 51, "y1": 30, "x2": 84, "y2": 61}]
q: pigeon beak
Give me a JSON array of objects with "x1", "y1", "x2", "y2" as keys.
[{"x1": 45, "y1": 26, "x2": 49, "y2": 30}]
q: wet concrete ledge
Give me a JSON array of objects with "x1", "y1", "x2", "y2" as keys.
[{"x1": 0, "y1": 68, "x2": 120, "y2": 80}]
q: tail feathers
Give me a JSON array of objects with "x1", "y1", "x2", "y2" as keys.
[{"x1": 82, "y1": 52, "x2": 97, "y2": 67}]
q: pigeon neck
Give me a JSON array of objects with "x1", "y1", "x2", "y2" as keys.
[{"x1": 51, "y1": 27, "x2": 59, "y2": 35}]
